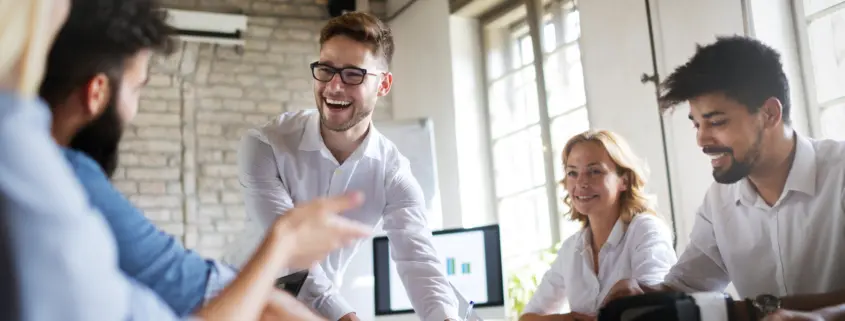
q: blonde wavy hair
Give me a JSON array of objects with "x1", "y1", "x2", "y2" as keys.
[
  {"x1": 0, "y1": 0, "x2": 56, "y2": 97},
  {"x1": 560, "y1": 129, "x2": 656, "y2": 226}
]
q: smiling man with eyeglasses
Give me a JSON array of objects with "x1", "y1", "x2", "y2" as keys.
[{"x1": 224, "y1": 11, "x2": 461, "y2": 321}]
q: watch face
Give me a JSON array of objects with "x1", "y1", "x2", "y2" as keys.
[{"x1": 755, "y1": 294, "x2": 781, "y2": 312}]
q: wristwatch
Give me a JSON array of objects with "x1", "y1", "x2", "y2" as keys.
[{"x1": 752, "y1": 294, "x2": 782, "y2": 318}]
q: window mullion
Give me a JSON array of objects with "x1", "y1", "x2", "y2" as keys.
[
  {"x1": 819, "y1": 95, "x2": 845, "y2": 110},
  {"x1": 791, "y1": 0, "x2": 824, "y2": 137},
  {"x1": 526, "y1": 0, "x2": 561, "y2": 245},
  {"x1": 805, "y1": 0, "x2": 845, "y2": 23}
]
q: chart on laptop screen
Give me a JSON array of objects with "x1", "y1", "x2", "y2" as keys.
[{"x1": 387, "y1": 230, "x2": 489, "y2": 311}]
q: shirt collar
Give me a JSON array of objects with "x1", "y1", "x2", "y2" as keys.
[
  {"x1": 734, "y1": 133, "x2": 816, "y2": 205},
  {"x1": 298, "y1": 111, "x2": 381, "y2": 161},
  {"x1": 60, "y1": 147, "x2": 105, "y2": 175},
  {"x1": 576, "y1": 218, "x2": 626, "y2": 252}
]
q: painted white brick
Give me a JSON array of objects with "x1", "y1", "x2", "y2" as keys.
[
  {"x1": 137, "y1": 126, "x2": 181, "y2": 138},
  {"x1": 113, "y1": 180, "x2": 138, "y2": 194},
  {"x1": 199, "y1": 192, "x2": 220, "y2": 204},
  {"x1": 145, "y1": 209, "x2": 173, "y2": 221},
  {"x1": 133, "y1": 113, "x2": 181, "y2": 126},
  {"x1": 131, "y1": 195, "x2": 182, "y2": 208},
  {"x1": 139, "y1": 182, "x2": 168, "y2": 194},
  {"x1": 126, "y1": 168, "x2": 181, "y2": 180}
]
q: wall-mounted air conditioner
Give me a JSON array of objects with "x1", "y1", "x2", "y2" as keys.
[{"x1": 165, "y1": 9, "x2": 247, "y2": 47}]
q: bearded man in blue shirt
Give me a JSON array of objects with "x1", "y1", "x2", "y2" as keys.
[{"x1": 37, "y1": 0, "x2": 362, "y2": 318}]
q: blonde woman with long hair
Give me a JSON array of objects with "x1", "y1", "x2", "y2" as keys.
[
  {"x1": 519, "y1": 130, "x2": 677, "y2": 321},
  {"x1": 1, "y1": 1, "x2": 368, "y2": 320}
]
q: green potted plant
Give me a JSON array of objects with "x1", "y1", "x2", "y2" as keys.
[{"x1": 505, "y1": 242, "x2": 562, "y2": 320}]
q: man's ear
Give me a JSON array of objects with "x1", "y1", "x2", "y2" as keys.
[
  {"x1": 760, "y1": 97, "x2": 783, "y2": 128},
  {"x1": 81, "y1": 73, "x2": 111, "y2": 118},
  {"x1": 377, "y1": 72, "x2": 393, "y2": 97}
]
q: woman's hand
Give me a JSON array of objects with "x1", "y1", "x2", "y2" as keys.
[
  {"x1": 568, "y1": 312, "x2": 596, "y2": 321},
  {"x1": 601, "y1": 279, "x2": 645, "y2": 307}
]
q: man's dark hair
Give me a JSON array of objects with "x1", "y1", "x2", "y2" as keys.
[
  {"x1": 320, "y1": 11, "x2": 394, "y2": 67},
  {"x1": 39, "y1": 0, "x2": 175, "y2": 176},
  {"x1": 658, "y1": 35, "x2": 791, "y2": 124}
]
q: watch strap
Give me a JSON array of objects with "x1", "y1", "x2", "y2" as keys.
[{"x1": 745, "y1": 298, "x2": 759, "y2": 321}]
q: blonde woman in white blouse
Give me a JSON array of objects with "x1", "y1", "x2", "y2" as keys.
[{"x1": 519, "y1": 129, "x2": 678, "y2": 321}]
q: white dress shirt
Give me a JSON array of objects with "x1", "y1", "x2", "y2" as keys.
[
  {"x1": 523, "y1": 214, "x2": 677, "y2": 316},
  {"x1": 664, "y1": 134, "x2": 845, "y2": 298},
  {"x1": 225, "y1": 110, "x2": 459, "y2": 321}
]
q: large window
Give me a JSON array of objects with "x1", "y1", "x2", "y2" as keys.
[
  {"x1": 795, "y1": 0, "x2": 845, "y2": 138},
  {"x1": 483, "y1": 0, "x2": 589, "y2": 268}
]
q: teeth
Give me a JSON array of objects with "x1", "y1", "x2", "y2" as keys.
[
  {"x1": 326, "y1": 98, "x2": 351, "y2": 106},
  {"x1": 707, "y1": 153, "x2": 726, "y2": 160},
  {"x1": 576, "y1": 195, "x2": 596, "y2": 200}
]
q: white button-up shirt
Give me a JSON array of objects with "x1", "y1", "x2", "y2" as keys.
[
  {"x1": 224, "y1": 110, "x2": 459, "y2": 321},
  {"x1": 523, "y1": 214, "x2": 677, "y2": 315},
  {"x1": 664, "y1": 134, "x2": 845, "y2": 298}
]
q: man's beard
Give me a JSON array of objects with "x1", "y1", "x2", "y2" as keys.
[
  {"x1": 70, "y1": 97, "x2": 124, "y2": 179},
  {"x1": 709, "y1": 129, "x2": 763, "y2": 184},
  {"x1": 317, "y1": 104, "x2": 372, "y2": 132}
]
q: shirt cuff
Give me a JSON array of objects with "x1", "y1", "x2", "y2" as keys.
[
  {"x1": 662, "y1": 273, "x2": 697, "y2": 293},
  {"x1": 316, "y1": 293, "x2": 356, "y2": 321},
  {"x1": 203, "y1": 260, "x2": 239, "y2": 304}
]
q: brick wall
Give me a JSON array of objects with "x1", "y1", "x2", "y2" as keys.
[{"x1": 112, "y1": 0, "x2": 392, "y2": 259}]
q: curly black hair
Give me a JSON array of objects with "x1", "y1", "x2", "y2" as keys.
[
  {"x1": 657, "y1": 35, "x2": 791, "y2": 124},
  {"x1": 39, "y1": 0, "x2": 176, "y2": 105}
]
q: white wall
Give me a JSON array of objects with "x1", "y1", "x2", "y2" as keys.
[
  {"x1": 449, "y1": 15, "x2": 497, "y2": 227},
  {"x1": 388, "y1": 0, "x2": 464, "y2": 229}
]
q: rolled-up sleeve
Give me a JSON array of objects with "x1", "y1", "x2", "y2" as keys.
[
  {"x1": 298, "y1": 264, "x2": 355, "y2": 320},
  {"x1": 663, "y1": 202, "x2": 730, "y2": 293},
  {"x1": 202, "y1": 260, "x2": 238, "y2": 304},
  {"x1": 382, "y1": 156, "x2": 459, "y2": 321}
]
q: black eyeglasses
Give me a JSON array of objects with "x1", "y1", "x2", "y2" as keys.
[{"x1": 310, "y1": 62, "x2": 381, "y2": 85}]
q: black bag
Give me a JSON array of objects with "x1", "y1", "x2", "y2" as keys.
[{"x1": 598, "y1": 292, "x2": 736, "y2": 321}]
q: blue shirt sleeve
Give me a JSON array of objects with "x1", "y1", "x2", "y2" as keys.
[
  {"x1": 0, "y1": 92, "x2": 184, "y2": 321},
  {"x1": 63, "y1": 149, "x2": 228, "y2": 316}
]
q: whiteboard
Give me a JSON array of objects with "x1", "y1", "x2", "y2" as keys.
[{"x1": 374, "y1": 118, "x2": 440, "y2": 216}]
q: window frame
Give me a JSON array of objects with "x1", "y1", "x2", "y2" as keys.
[
  {"x1": 480, "y1": 0, "x2": 589, "y2": 259},
  {"x1": 791, "y1": 0, "x2": 845, "y2": 137}
]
